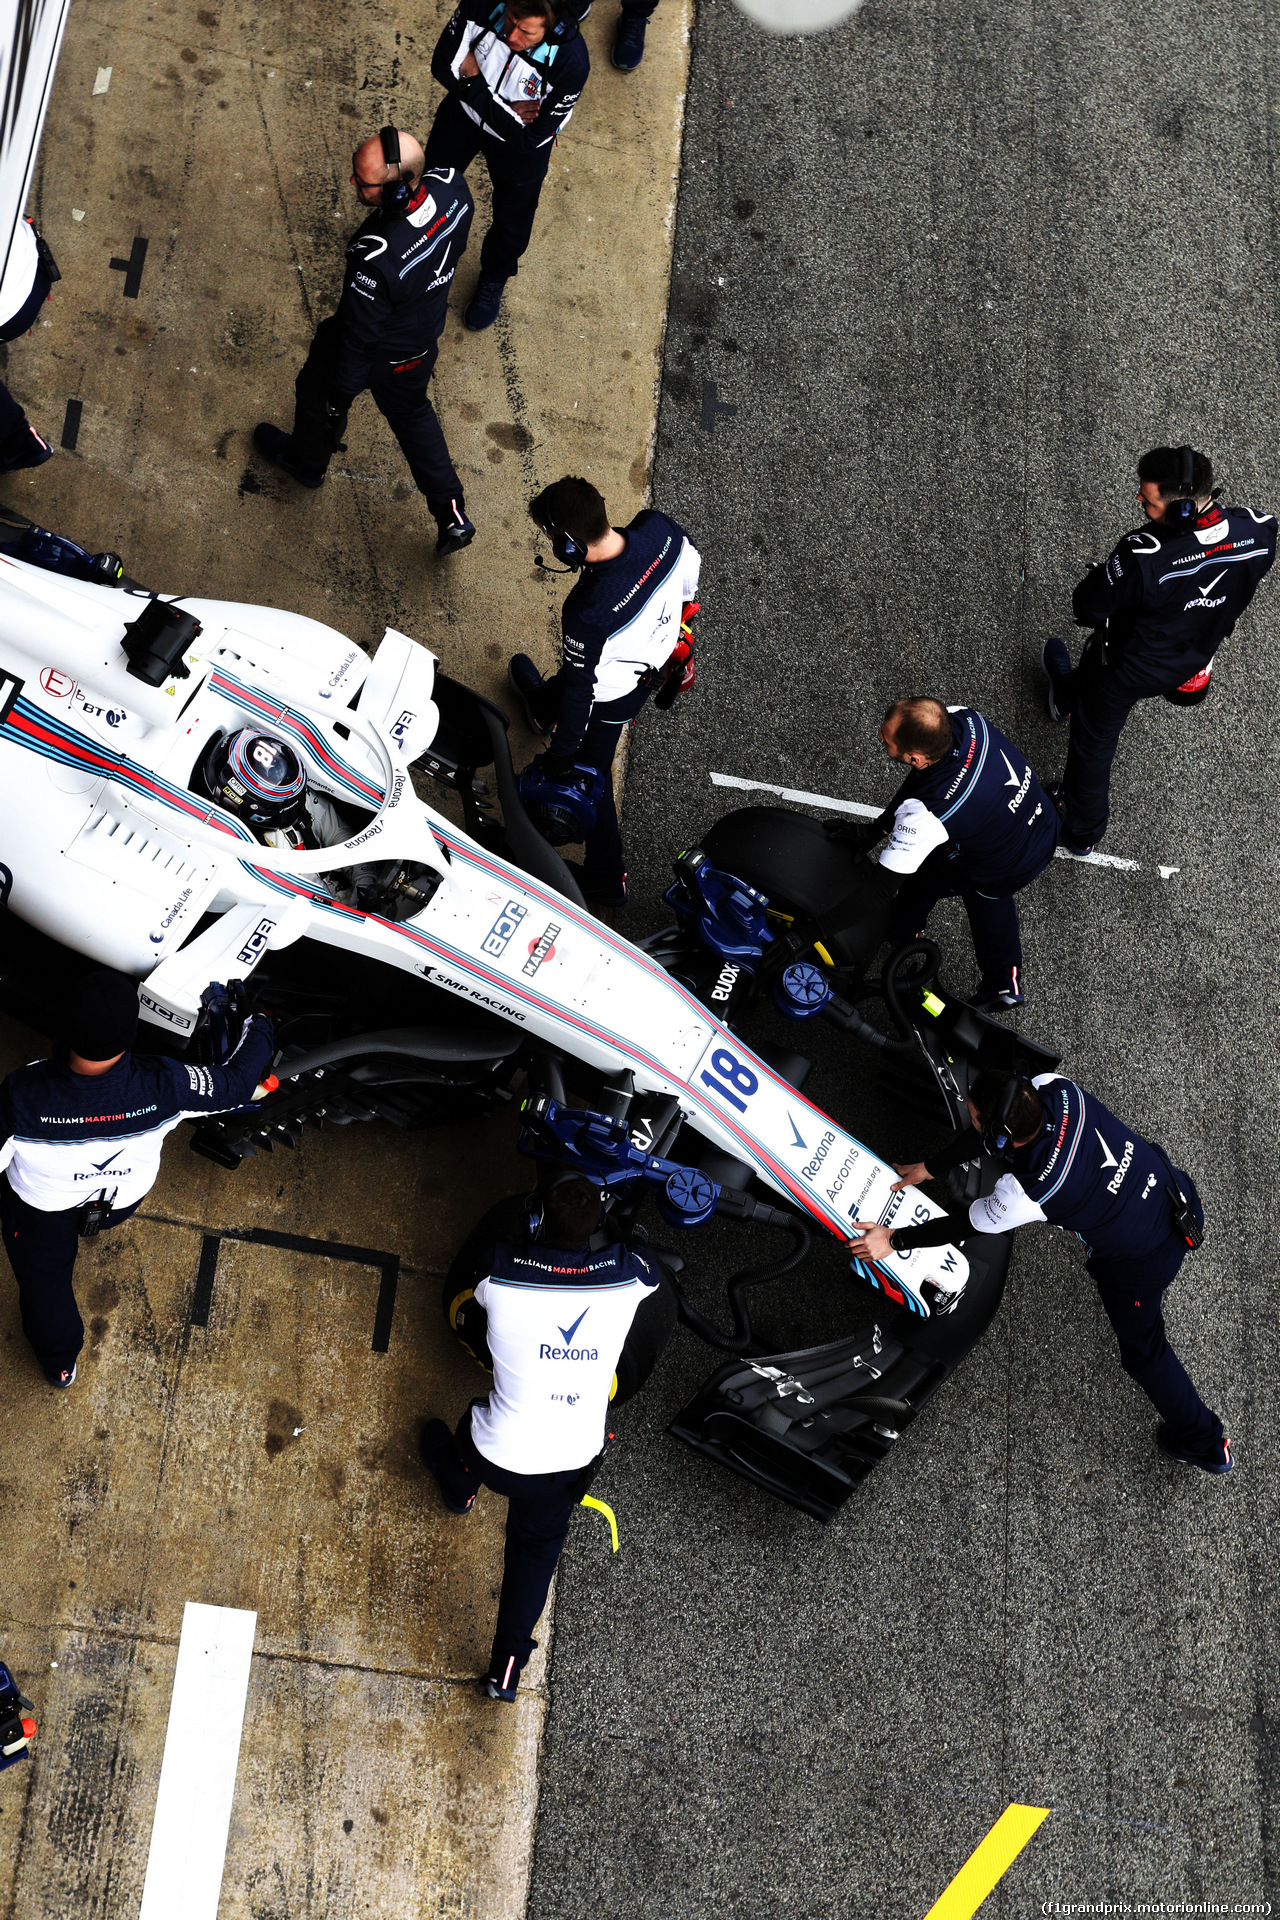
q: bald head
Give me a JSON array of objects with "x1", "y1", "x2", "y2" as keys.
[
  {"x1": 879, "y1": 697, "x2": 953, "y2": 768},
  {"x1": 351, "y1": 129, "x2": 425, "y2": 208}
]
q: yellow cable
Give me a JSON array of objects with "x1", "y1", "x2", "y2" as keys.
[{"x1": 579, "y1": 1495, "x2": 619, "y2": 1552}]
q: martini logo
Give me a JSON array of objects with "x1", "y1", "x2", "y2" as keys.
[
  {"x1": 523, "y1": 921, "x2": 560, "y2": 976},
  {"x1": 482, "y1": 899, "x2": 527, "y2": 958}
]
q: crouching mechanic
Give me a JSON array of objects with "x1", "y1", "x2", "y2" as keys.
[
  {"x1": 507, "y1": 475, "x2": 701, "y2": 908},
  {"x1": 849, "y1": 1070, "x2": 1230, "y2": 1475},
  {"x1": 832, "y1": 698, "x2": 1058, "y2": 1011},
  {"x1": 0, "y1": 970, "x2": 274, "y2": 1387},
  {"x1": 420, "y1": 1168, "x2": 672, "y2": 1702}
]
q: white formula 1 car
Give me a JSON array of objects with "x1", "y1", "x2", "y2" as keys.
[{"x1": 0, "y1": 518, "x2": 1042, "y2": 1515}]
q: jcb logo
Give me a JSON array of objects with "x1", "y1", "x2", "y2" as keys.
[{"x1": 235, "y1": 918, "x2": 276, "y2": 967}]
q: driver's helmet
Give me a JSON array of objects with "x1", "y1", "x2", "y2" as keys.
[{"x1": 198, "y1": 727, "x2": 307, "y2": 833}]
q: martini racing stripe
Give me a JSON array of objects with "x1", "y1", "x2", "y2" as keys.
[
  {"x1": 2, "y1": 696, "x2": 255, "y2": 840},
  {"x1": 934, "y1": 710, "x2": 989, "y2": 824}
]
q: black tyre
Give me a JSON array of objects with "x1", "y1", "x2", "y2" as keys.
[{"x1": 700, "y1": 806, "x2": 893, "y2": 970}]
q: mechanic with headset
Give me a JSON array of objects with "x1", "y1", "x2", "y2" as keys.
[
  {"x1": 832, "y1": 698, "x2": 1058, "y2": 1012},
  {"x1": 254, "y1": 128, "x2": 478, "y2": 557},
  {"x1": 424, "y1": 0, "x2": 589, "y2": 332},
  {"x1": 849, "y1": 1069, "x2": 1230, "y2": 1475},
  {"x1": 0, "y1": 970, "x2": 274, "y2": 1389},
  {"x1": 507, "y1": 473, "x2": 701, "y2": 909},
  {"x1": 1041, "y1": 445, "x2": 1276, "y2": 853},
  {"x1": 420, "y1": 1166, "x2": 667, "y2": 1703}
]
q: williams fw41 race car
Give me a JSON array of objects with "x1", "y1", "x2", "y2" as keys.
[{"x1": 0, "y1": 514, "x2": 1058, "y2": 1518}]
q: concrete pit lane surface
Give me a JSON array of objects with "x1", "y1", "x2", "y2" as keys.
[
  {"x1": 0, "y1": 0, "x2": 690, "y2": 1913},
  {"x1": 525, "y1": 2, "x2": 1280, "y2": 1918}
]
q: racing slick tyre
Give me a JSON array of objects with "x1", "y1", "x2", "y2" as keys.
[
  {"x1": 699, "y1": 806, "x2": 893, "y2": 971},
  {"x1": 442, "y1": 1196, "x2": 678, "y2": 1405}
]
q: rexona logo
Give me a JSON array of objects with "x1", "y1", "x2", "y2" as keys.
[
  {"x1": 482, "y1": 899, "x2": 528, "y2": 958},
  {"x1": 709, "y1": 963, "x2": 740, "y2": 1003},
  {"x1": 801, "y1": 1129, "x2": 837, "y2": 1180},
  {"x1": 540, "y1": 1308, "x2": 598, "y2": 1362}
]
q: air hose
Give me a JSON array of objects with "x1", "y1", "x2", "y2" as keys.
[
  {"x1": 670, "y1": 1209, "x2": 812, "y2": 1354},
  {"x1": 881, "y1": 938, "x2": 943, "y2": 1046}
]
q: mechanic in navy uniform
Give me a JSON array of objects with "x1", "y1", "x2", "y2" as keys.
[
  {"x1": 425, "y1": 1, "x2": 589, "y2": 332},
  {"x1": 508, "y1": 474, "x2": 701, "y2": 908},
  {"x1": 1042, "y1": 445, "x2": 1276, "y2": 853},
  {"x1": 849, "y1": 1069, "x2": 1230, "y2": 1475},
  {"x1": 0, "y1": 971, "x2": 274, "y2": 1388},
  {"x1": 0, "y1": 217, "x2": 59, "y2": 475},
  {"x1": 835, "y1": 697, "x2": 1058, "y2": 1011},
  {"x1": 420, "y1": 1170, "x2": 665, "y2": 1702},
  {"x1": 254, "y1": 128, "x2": 478, "y2": 557}
]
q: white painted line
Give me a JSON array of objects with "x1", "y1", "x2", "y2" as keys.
[
  {"x1": 92, "y1": 65, "x2": 112, "y2": 95},
  {"x1": 1159, "y1": 866, "x2": 1180, "y2": 880},
  {"x1": 710, "y1": 771, "x2": 1155, "y2": 875},
  {"x1": 138, "y1": 1602, "x2": 256, "y2": 1920},
  {"x1": 1052, "y1": 845, "x2": 1140, "y2": 873},
  {"x1": 709, "y1": 770, "x2": 881, "y2": 818}
]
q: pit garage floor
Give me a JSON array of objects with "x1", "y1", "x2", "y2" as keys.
[{"x1": 0, "y1": 0, "x2": 691, "y2": 1911}]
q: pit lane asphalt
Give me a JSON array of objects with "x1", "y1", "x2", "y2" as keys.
[{"x1": 525, "y1": 1, "x2": 1280, "y2": 1913}]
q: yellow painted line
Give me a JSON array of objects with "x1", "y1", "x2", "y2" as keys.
[{"x1": 922, "y1": 1803, "x2": 1050, "y2": 1919}]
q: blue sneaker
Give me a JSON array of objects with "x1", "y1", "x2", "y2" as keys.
[
  {"x1": 0, "y1": 423, "x2": 53, "y2": 474},
  {"x1": 1157, "y1": 1426, "x2": 1233, "y2": 1475},
  {"x1": 480, "y1": 1653, "x2": 526, "y2": 1703},
  {"x1": 464, "y1": 276, "x2": 507, "y2": 331},
  {"x1": 253, "y1": 422, "x2": 325, "y2": 489},
  {"x1": 44, "y1": 1362, "x2": 77, "y2": 1388},
  {"x1": 612, "y1": 11, "x2": 648, "y2": 69},
  {"x1": 971, "y1": 971, "x2": 1025, "y2": 1013},
  {"x1": 1042, "y1": 637, "x2": 1073, "y2": 723},
  {"x1": 432, "y1": 496, "x2": 475, "y2": 557}
]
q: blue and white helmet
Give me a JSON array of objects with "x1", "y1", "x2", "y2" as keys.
[{"x1": 198, "y1": 727, "x2": 307, "y2": 833}]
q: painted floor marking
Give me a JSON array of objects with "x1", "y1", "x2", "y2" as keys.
[
  {"x1": 137, "y1": 1601, "x2": 257, "y2": 1920},
  {"x1": 709, "y1": 771, "x2": 1162, "y2": 875},
  {"x1": 921, "y1": 1802, "x2": 1050, "y2": 1919}
]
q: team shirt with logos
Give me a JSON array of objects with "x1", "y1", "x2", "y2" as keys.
[
  {"x1": 553, "y1": 509, "x2": 702, "y2": 753},
  {"x1": 1072, "y1": 502, "x2": 1277, "y2": 691},
  {"x1": 332, "y1": 169, "x2": 475, "y2": 398},
  {"x1": 878, "y1": 707, "x2": 1058, "y2": 893},
  {"x1": 469, "y1": 1239, "x2": 658, "y2": 1474},
  {"x1": 0, "y1": 1017, "x2": 275, "y2": 1212},
  {"x1": 968, "y1": 1075, "x2": 1184, "y2": 1260},
  {"x1": 432, "y1": 2, "x2": 589, "y2": 154}
]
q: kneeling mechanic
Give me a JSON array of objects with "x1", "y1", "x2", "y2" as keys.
[
  {"x1": 508, "y1": 474, "x2": 701, "y2": 908},
  {"x1": 0, "y1": 970, "x2": 274, "y2": 1387},
  {"x1": 849, "y1": 1069, "x2": 1229, "y2": 1474},
  {"x1": 421, "y1": 1168, "x2": 669, "y2": 1702}
]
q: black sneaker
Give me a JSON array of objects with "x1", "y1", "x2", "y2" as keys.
[
  {"x1": 44, "y1": 1362, "x2": 77, "y2": 1389},
  {"x1": 612, "y1": 11, "x2": 648, "y2": 69},
  {"x1": 971, "y1": 971, "x2": 1026, "y2": 1013},
  {"x1": 252, "y1": 423, "x2": 325, "y2": 489},
  {"x1": 1156, "y1": 1425, "x2": 1233, "y2": 1475},
  {"x1": 464, "y1": 277, "x2": 507, "y2": 332},
  {"x1": 508, "y1": 654, "x2": 552, "y2": 734},
  {"x1": 480, "y1": 1654, "x2": 525, "y2": 1703},
  {"x1": 1042, "y1": 637, "x2": 1072, "y2": 723},
  {"x1": 1045, "y1": 779, "x2": 1094, "y2": 857},
  {"x1": 418, "y1": 1418, "x2": 476, "y2": 1512},
  {"x1": 433, "y1": 497, "x2": 476, "y2": 557},
  {"x1": 0, "y1": 423, "x2": 53, "y2": 474}
]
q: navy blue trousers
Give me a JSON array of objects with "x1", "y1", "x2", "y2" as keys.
[
  {"x1": 0, "y1": 1176, "x2": 140, "y2": 1374},
  {"x1": 1088, "y1": 1181, "x2": 1222, "y2": 1453},
  {"x1": 288, "y1": 314, "x2": 460, "y2": 507},
  {"x1": 887, "y1": 849, "x2": 1054, "y2": 992},
  {"x1": 1057, "y1": 639, "x2": 1178, "y2": 847},
  {"x1": 423, "y1": 97, "x2": 550, "y2": 283},
  {"x1": 432, "y1": 1407, "x2": 586, "y2": 1680}
]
